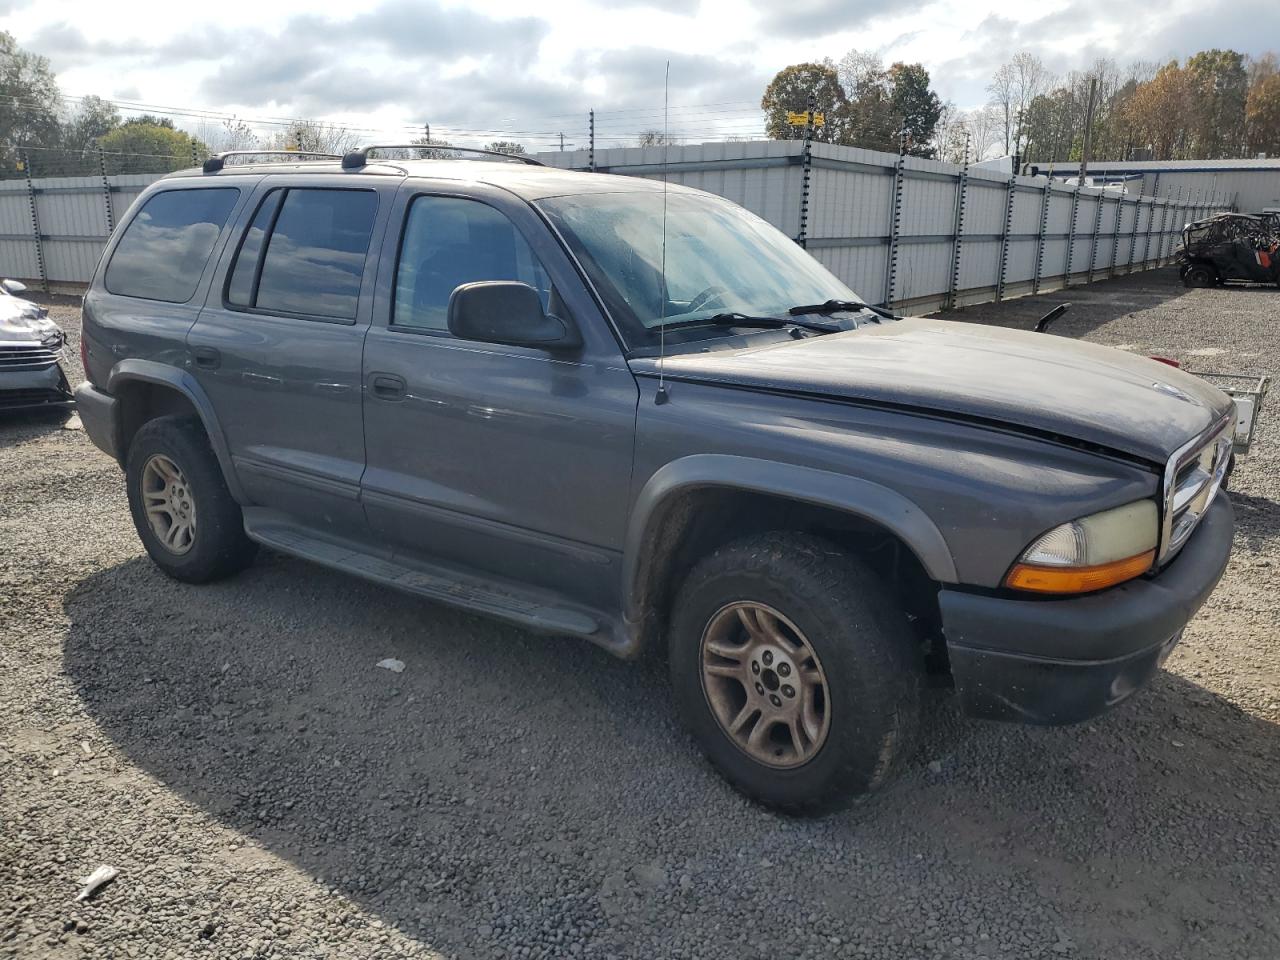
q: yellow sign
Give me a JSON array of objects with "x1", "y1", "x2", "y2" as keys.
[{"x1": 787, "y1": 111, "x2": 825, "y2": 127}]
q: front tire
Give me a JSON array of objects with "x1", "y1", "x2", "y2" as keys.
[
  {"x1": 669, "y1": 532, "x2": 922, "y2": 814},
  {"x1": 1183, "y1": 264, "x2": 1216, "y2": 288},
  {"x1": 125, "y1": 415, "x2": 257, "y2": 583}
]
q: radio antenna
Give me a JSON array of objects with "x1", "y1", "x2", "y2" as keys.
[{"x1": 655, "y1": 60, "x2": 671, "y2": 406}]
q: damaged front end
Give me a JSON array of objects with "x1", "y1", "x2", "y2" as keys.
[{"x1": 0, "y1": 297, "x2": 75, "y2": 413}]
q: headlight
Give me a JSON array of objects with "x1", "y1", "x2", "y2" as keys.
[{"x1": 1004, "y1": 500, "x2": 1158, "y2": 594}]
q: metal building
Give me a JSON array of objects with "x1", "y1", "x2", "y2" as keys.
[{"x1": 1026, "y1": 159, "x2": 1280, "y2": 214}]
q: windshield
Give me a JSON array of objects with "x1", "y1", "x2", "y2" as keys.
[{"x1": 537, "y1": 191, "x2": 860, "y2": 345}]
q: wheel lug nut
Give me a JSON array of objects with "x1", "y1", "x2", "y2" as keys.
[
  {"x1": 751, "y1": 661, "x2": 760, "y2": 675},
  {"x1": 762, "y1": 651, "x2": 773, "y2": 666},
  {"x1": 755, "y1": 682, "x2": 765, "y2": 695},
  {"x1": 782, "y1": 684, "x2": 795, "y2": 698},
  {"x1": 769, "y1": 694, "x2": 782, "y2": 707},
  {"x1": 777, "y1": 663, "x2": 790, "y2": 677}
]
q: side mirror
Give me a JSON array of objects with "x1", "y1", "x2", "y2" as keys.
[
  {"x1": 2, "y1": 279, "x2": 28, "y2": 296},
  {"x1": 447, "y1": 281, "x2": 582, "y2": 353}
]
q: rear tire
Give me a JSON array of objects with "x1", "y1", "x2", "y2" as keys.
[
  {"x1": 125, "y1": 415, "x2": 257, "y2": 583},
  {"x1": 669, "y1": 532, "x2": 922, "y2": 814}
]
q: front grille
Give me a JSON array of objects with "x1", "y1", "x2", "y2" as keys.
[
  {"x1": 0, "y1": 387, "x2": 68, "y2": 409},
  {"x1": 1160, "y1": 415, "x2": 1234, "y2": 563},
  {"x1": 0, "y1": 345, "x2": 59, "y2": 370}
]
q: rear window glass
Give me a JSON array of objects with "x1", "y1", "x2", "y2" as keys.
[
  {"x1": 247, "y1": 189, "x2": 377, "y2": 320},
  {"x1": 105, "y1": 188, "x2": 239, "y2": 303}
]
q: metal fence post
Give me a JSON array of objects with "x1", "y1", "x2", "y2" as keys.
[
  {"x1": 21, "y1": 150, "x2": 49, "y2": 294},
  {"x1": 796, "y1": 93, "x2": 814, "y2": 249},
  {"x1": 882, "y1": 131, "x2": 907, "y2": 309},
  {"x1": 1086, "y1": 190, "x2": 1103, "y2": 285},
  {"x1": 1063, "y1": 184, "x2": 1081, "y2": 288},
  {"x1": 1140, "y1": 198, "x2": 1155, "y2": 267},
  {"x1": 588, "y1": 109, "x2": 595, "y2": 173},
  {"x1": 1126, "y1": 197, "x2": 1139, "y2": 273},
  {"x1": 995, "y1": 170, "x2": 1017, "y2": 302},
  {"x1": 1032, "y1": 179, "x2": 1051, "y2": 294},
  {"x1": 946, "y1": 133, "x2": 970, "y2": 310},
  {"x1": 98, "y1": 149, "x2": 114, "y2": 235},
  {"x1": 1109, "y1": 189, "x2": 1123, "y2": 277},
  {"x1": 1157, "y1": 199, "x2": 1171, "y2": 264}
]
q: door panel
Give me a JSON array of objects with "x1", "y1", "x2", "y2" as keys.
[
  {"x1": 188, "y1": 178, "x2": 392, "y2": 538},
  {"x1": 362, "y1": 185, "x2": 638, "y2": 607}
]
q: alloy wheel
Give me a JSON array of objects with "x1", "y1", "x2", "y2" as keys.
[
  {"x1": 699, "y1": 601, "x2": 831, "y2": 768},
  {"x1": 141, "y1": 454, "x2": 197, "y2": 555}
]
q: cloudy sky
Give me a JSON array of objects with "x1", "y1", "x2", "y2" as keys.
[{"x1": 1, "y1": 0, "x2": 1268, "y2": 149}]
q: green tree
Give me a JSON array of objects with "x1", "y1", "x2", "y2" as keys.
[
  {"x1": 484, "y1": 140, "x2": 525, "y2": 155},
  {"x1": 0, "y1": 31, "x2": 63, "y2": 174},
  {"x1": 63, "y1": 95, "x2": 121, "y2": 153},
  {"x1": 1185, "y1": 49, "x2": 1249, "y2": 157},
  {"x1": 1246, "y1": 73, "x2": 1280, "y2": 156},
  {"x1": 760, "y1": 61, "x2": 849, "y2": 143},
  {"x1": 888, "y1": 62, "x2": 943, "y2": 157},
  {"x1": 838, "y1": 50, "x2": 896, "y2": 151},
  {"x1": 98, "y1": 122, "x2": 209, "y2": 173}
]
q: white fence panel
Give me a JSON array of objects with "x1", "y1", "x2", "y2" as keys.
[{"x1": 2, "y1": 142, "x2": 1193, "y2": 308}]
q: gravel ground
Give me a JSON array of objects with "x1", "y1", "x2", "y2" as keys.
[{"x1": 2, "y1": 269, "x2": 1277, "y2": 959}]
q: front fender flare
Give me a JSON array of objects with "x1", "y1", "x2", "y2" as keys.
[
  {"x1": 623, "y1": 454, "x2": 958, "y2": 631},
  {"x1": 107, "y1": 359, "x2": 247, "y2": 503}
]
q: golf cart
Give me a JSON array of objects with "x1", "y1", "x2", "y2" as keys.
[{"x1": 1175, "y1": 213, "x2": 1280, "y2": 288}]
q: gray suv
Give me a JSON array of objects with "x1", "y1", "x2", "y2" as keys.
[{"x1": 76, "y1": 148, "x2": 1236, "y2": 811}]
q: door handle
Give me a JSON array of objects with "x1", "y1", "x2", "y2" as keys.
[
  {"x1": 192, "y1": 346, "x2": 220, "y2": 370},
  {"x1": 370, "y1": 373, "x2": 407, "y2": 400}
]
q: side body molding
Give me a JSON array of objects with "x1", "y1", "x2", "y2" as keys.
[
  {"x1": 623, "y1": 454, "x2": 959, "y2": 637},
  {"x1": 106, "y1": 359, "x2": 248, "y2": 503}
]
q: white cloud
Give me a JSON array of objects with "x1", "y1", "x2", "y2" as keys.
[{"x1": 2, "y1": 0, "x2": 1269, "y2": 149}]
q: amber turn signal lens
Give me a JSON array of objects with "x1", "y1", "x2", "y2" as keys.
[{"x1": 1004, "y1": 549, "x2": 1156, "y2": 595}]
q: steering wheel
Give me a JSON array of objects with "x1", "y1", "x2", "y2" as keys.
[{"x1": 686, "y1": 285, "x2": 729, "y2": 314}]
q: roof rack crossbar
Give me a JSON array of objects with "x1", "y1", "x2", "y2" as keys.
[
  {"x1": 340, "y1": 145, "x2": 545, "y2": 169},
  {"x1": 203, "y1": 151, "x2": 343, "y2": 174}
]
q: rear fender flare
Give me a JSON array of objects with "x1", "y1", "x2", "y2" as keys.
[
  {"x1": 623, "y1": 454, "x2": 959, "y2": 628},
  {"x1": 106, "y1": 359, "x2": 247, "y2": 503}
]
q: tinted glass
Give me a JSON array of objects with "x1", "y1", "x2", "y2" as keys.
[
  {"x1": 255, "y1": 189, "x2": 377, "y2": 319},
  {"x1": 226, "y1": 190, "x2": 283, "y2": 307},
  {"x1": 105, "y1": 188, "x2": 239, "y2": 303},
  {"x1": 393, "y1": 196, "x2": 551, "y2": 331}
]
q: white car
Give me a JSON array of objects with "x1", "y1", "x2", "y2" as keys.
[{"x1": 0, "y1": 280, "x2": 74, "y2": 413}]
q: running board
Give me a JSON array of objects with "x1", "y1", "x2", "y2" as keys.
[{"x1": 243, "y1": 515, "x2": 605, "y2": 640}]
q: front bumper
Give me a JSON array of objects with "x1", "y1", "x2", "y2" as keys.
[
  {"x1": 0, "y1": 360, "x2": 74, "y2": 411},
  {"x1": 940, "y1": 492, "x2": 1234, "y2": 724}
]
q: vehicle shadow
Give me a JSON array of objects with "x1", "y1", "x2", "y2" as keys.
[
  {"x1": 933, "y1": 267, "x2": 1195, "y2": 340},
  {"x1": 61, "y1": 552, "x2": 1280, "y2": 957}
]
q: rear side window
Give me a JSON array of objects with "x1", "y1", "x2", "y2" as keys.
[
  {"x1": 226, "y1": 188, "x2": 377, "y2": 321},
  {"x1": 105, "y1": 188, "x2": 239, "y2": 303}
]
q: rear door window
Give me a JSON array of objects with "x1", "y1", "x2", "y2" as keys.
[
  {"x1": 105, "y1": 188, "x2": 239, "y2": 303},
  {"x1": 226, "y1": 188, "x2": 378, "y2": 321}
]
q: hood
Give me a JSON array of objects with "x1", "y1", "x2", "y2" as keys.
[
  {"x1": 633, "y1": 317, "x2": 1234, "y2": 464},
  {"x1": 0, "y1": 295, "x2": 60, "y2": 345}
]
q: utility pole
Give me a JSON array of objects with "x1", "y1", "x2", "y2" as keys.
[
  {"x1": 1078, "y1": 76, "x2": 1098, "y2": 187},
  {"x1": 589, "y1": 109, "x2": 595, "y2": 172},
  {"x1": 424, "y1": 123, "x2": 430, "y2": 144},
  {"x1": 559, "y1": 132, "x2": 565, "y2": 151}
]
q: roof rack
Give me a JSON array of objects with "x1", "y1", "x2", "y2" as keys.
[
  {"x1": 340, "y1": 144, "x2": 545, "y2": 170},
  {"x1": 202, "y1": 151, "x2": 343, "y2": 174}
]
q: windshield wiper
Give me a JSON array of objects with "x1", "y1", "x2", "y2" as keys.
[
  {"x1": 788, "y1": 299, "x2": 898, "y2": 320},
  {"x1": 697, "y1": 312, "x2": 842, "y2": 333}
]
